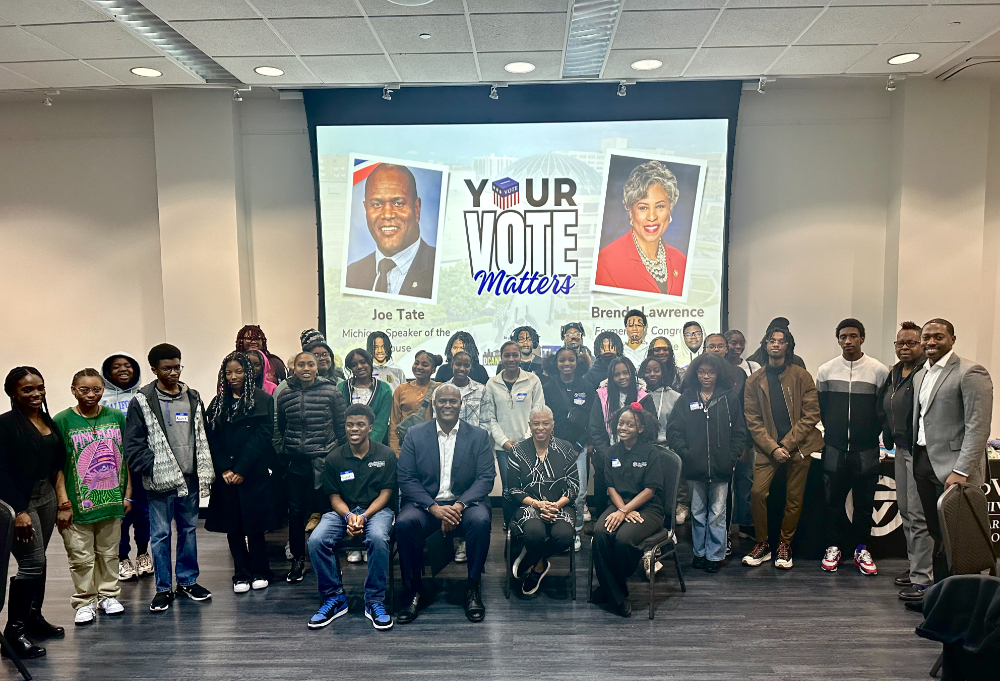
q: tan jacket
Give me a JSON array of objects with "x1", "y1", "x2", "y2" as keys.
[{"x1": 744, "y1": 362, "x2": 824, "y2": 459}]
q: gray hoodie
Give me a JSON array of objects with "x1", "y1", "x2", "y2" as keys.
[{"x1": 99, "y1": 352, "x2": 142, "y2": 416}]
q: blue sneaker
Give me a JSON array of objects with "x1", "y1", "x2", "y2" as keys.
[
  {"x1": 365, "y1": 601, "x2": 393, "y2": 630},
  {"x1": 308, "y1": 595, "x2": 347, "y2": 629}
]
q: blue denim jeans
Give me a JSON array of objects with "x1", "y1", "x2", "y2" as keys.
[
  {"x1": 574, "y1": 447, "x2": 588, "y2": 532},
  {"x1": 689, "y1": 479, "x2": 729, "y2": 562},
  {"x1": 307, "y1": 507, "x2": 394, "y2": 604},
  {"x1": 147, "y1": 479, "x2": 200, "y2": 593}
]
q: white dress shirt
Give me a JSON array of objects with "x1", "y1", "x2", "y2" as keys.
[
  {"x1": 435, "y1": 419, "x2": 460, "y2": 502},
  {"x1": 916, "y1": 349, "x2": 954, "y2": 448},
  {"x1": 374, "y1": 238, "x2": 421, "y2": 296}
]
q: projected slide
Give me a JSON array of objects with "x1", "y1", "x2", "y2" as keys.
[{"x1": 317, "y1": 120, "x2": 728, "y2": 371}]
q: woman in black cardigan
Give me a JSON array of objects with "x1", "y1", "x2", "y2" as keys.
[
  {"x1": 205, "y1": 353, "x2": 278, "y2": 593},
  {"x1": 0, "y1": 367, "x2": 66, "y2": 659}
]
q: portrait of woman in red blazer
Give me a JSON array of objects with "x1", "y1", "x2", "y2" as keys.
[{"x1": 594, "y1": 160, "x2": 687, "y2": 296}]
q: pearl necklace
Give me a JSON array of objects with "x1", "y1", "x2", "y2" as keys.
[{"x1": 632, "y1": 233, "x2": 669, "y2": 283}]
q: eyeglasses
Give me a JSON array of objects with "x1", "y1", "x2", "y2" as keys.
[
  {"x1": 625, "y1": 322, "x2": 645, "y2": 329},
  {"x1": 73, "y1": 387, "x2": 103, "y2": 395},
  {"x1": 767, "y1": 339, "x2": 787, "y2": 346},
  {"x1": 894, "y1": 340, "x2": 921, "y2": 348},
  {"x1": 683, "y1": 331, "x2": 702, "y2": 338},
  {"x1": 160, "y1": 366, "x2": 183, "y2": 374}
]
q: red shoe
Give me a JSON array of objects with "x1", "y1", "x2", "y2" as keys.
[
  {"x1": 821, "y1": 546, "x2": 841, "y2": 572},
  {"x1": 854, "y1": 548, "x2": 877, "y2": 576}
]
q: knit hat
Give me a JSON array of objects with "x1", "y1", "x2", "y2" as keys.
[{"x1": 300, "y1": 328, "x2": 325, "y2": 350}]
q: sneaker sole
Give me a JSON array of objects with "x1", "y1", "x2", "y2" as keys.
[
  {"x1": 75, "y1": 615, "x2": 96, "y2": 626},
  {"x1": 365, "y1": 609, "x2": 394, "y2": 630},
  {"x1": 821, "y1": 564, "x2": 838, "y2": 572},
  {"x1": 98, "y1": 606, "x2": 124, "y2": 616},
  {"x1": 454, "y1": 556, "x2": 468, "y2": 563},
  {"x1": 251, "y1": 583, "x2": 269, "y2": 591},
  {"x1": 177, "y1": 589, "x2": 212, "y2": 602},
  {"x1": 855, "y1": 563, "x2": 877, "y2": 576},
  {"x1": 742, "y1": 553, "x2": 771, "y2": 566},
  {"x1": 523, "y1": 562, "x2": 551, "y2": 596},
  {"x1": 774, "y1": 559, "x2": 793, "y2": 570},
  {"x1": 286, "y1": 576, "x2": 304, "y2": 583},
  {"x1": 149, "y1": 601, "x2": 171, "y2": 612},
  {"x1": 308, "y1": 606, "x2": 348, "y2": 630}
]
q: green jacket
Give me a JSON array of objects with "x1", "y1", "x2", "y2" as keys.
[{"x1": 337, "y1": 378, "x2": 393, "y2": 445}]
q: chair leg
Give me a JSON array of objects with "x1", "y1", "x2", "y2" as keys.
[
  {"x1": 647, "y1": 549, "x2": 656, "y2": 620},
  {"x1": 388, "y1": 543, "x2": 395, "y2": 614},
  {"x1": 930, "y1": 649, "x2": 943, "y2": 678},
  {"x1": 570, "y1": 542, "x2": 577, "y2": 600},
  {"x1": 672, "y1": 548, "x2": 686, "y2": 593},
  {"x1": 587, "y1": 536, "x2": 595, "y2": 602},
  {"x1": 0, "y1": 632, "x2": 32, "y2": 681},
  {"x1": 504, "y1": 531, "x2": 511, "y2": 599}
]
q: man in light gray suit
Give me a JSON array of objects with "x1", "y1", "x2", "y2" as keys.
[{"x1": 911, "y1": 318, "x2": 993, "y2": 587}]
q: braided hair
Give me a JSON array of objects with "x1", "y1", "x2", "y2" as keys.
[
  {"x1": 366, "y1": 331, "x2": 393, "y2": 362},
  {"x1": 208, "y1": 352, "x2": 257, "y2": 428},
  {"x1": 444, "y1": 331, "x2": 482, "y2": 366}
]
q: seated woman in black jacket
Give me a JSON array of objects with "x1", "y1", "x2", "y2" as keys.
[
  {"x1": 508, "y1": 406, "x2": 580, "y2": 596},
  {"x1": 0, "y1": 366, "x2": 66, "y2": 659},
  {"x1": 667, "y1": 352, "x2": 746, "y2": 573},
  {"x1": 591, "y1": 403, "x2": 664, "y2": 618},
  {"x1": 542, "y1": 347, "x2": 593, "y2": 548},
  {"x1": 205, "y1": 352, "x2": 278, "y2": 594}
]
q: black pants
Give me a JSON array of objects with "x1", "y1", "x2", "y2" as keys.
[
  {"x1": 396, "y1": 502, "x2": 492, "y2": 586},
  {"x1": 592, "y1": 448, "x2": 608, "y2": 514},
  {"x1": 823, "y1": 446, "x2": 879, "y2": 550},
  {"x1": 228, "y1": 533, "x2": 271, "y2": 583},
  {"x1": 512, "y1": 517, "x2": 574, "y2": 569},
  {"x1": 286, "y1": 470, "x2": 320, "y2": 561},
  {"x1": 913, "y1": 445, "x2": 949, "y2": 583},
  {"x1": 592, "y1": 506, "x2": 663, "y2": 606}
]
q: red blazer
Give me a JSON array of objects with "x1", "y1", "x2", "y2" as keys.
[{"x1": 594, "y1": 231, "x2": 687, "y2": 296}]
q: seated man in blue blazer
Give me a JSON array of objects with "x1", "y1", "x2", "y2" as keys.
[{"x1": 396, "y1": 384, "x2": 496, "y2": 623}]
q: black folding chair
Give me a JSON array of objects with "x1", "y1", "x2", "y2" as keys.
[
  {"x1": 503, "y1": 521, "x2": 577, "y2": 600},
  {"x1": 0, "y1": 499, "x2": 32, "y2": 680},
  {"x1": 587, "y1": 445, "x2": 686, "y2": 619}
]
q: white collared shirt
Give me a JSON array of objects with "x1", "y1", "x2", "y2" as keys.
[
  {"x1": 435, "y1": 419, "x2": 460, "y2": 502},
  {"x1": 373, "y1": 238, "x2": 421, "y2": 295},
  {"x1": 916, "y1": 349, "x2": 955, "y2": 447}
]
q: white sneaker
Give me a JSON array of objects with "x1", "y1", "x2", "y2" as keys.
[
  {"x1": 347, "y1": 550, "x2": 363, "y2": 563},
  {"x1": 251, "y1": 578, "x2": 269, "y2": 590},
  {"x1": 675, "y1": 504, "x2": 690, "y2": 525},
  {"x1": 583, "y1": 508, "x2": 592, "y2": 523},
  {"x1": 119, "y1": 557, "x2": 136, "y2": 581},
  {"x1": 136, "y1": 552, "x2": 154, "y2": 576},
  {"x1": 234, "y1": 581, "x2": 251, "y2": 594},
  {"x1": 75, "y1": 603, "x2": 96, "y2": 625},
  {"x1": 574, "y1": 534, "x2": 582, "y2": 552},
  {"x1": 454, "y1": 540, "x2": 467, "y2": 563},
  {"x1": 98, "y1": 597, "x2": 124, "y2": 615}
]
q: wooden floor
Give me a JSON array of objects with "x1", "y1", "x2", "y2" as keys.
[{"x1": 3, "y1": 518, "x2": 941, "y2": 681}]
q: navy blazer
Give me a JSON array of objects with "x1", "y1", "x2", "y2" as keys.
[
  {"x1": 397, "y1": 418, "x2": 495, "y2": 510},
  {"x1": 345, "y1": 239, "x2": 436, "y2": 300}
]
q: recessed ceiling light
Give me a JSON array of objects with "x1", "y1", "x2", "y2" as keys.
[
  {"x1": 419, "y1": 33, "x2": 431, "y2": 39},
  {"x1": 630, "y1": 59, "x2": 662, "y2": 71},
  {"x1": 254, "y1": 66, "x2": 284, "y2": 77},
  {"x1": 130, "y1": 67, "x2": 162, "y2": 77},
  {"x1": 387, "y1": 0, "x2": 434, "y2": 5},
  {"x1": 887, "y1": 52, "x2": 920, "y2": 66},
  {"x1": 504, "y1": 61, "x2": 535, "y2": 74}
]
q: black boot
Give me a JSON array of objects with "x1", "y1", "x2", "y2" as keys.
[
  {"x1": 26, "y1": 571, "x2": 63, "y2": 639},
  {"x1": 3, "y1": 579, "x2": 46, "y2": 659}
]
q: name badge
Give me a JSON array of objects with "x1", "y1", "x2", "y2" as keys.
[
  {"x1": 515, "y1": 392, "x2": 528, "y2": 402},
  {"x1": 174, "y1": 412, "x2": 189, "y2": 423},
  {"x1": 689, "y1": 402, "x2": 701, "y2": 411},
  {"x1": 611, "y1": 458, "x2": 621, "y2": 468},
  {"x1": 573, "y1": 393, "x2": 586, "y2": 405},
  {"x1": 340, "y1": 470, "x2": 355, "y2": 482},
  {"x1": 352, "y1": 395, "x2": 363, "y2": 404}
]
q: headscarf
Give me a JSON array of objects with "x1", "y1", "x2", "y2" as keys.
[{"x1": 208, "y1": 352, "x2": 257, "y2": 428}]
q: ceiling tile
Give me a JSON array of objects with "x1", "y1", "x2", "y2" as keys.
[
  {"x1": 704, "y1": 8, "x2": 821, "y2": 47},
  {"x1": 798, "y1": 6, "x2": 927, "y2": 46},
  {"x1": 477, "y1": 50, "x2": 563, "y2": 80},
  {"x1": 683, "y1": 46, "x2": 784, "y2": 76},
  {"x1": 23, "y1": 22, "x2": 158, "y2": 59},
  {"x1": 0, "y1": 26, "x2": 72, "y2": 61},
  {"x1": 85, "y1": 56, "x2": 205, "y2": 84},
  {"x1": 0, "y1": 64, "x2": 44, "y2": 88},
  {"x1": 829, "y1": 0, "x2": 927, "y2": 5},
  {"x1": 603, "y1": 48, "x2": 695, "y2": 78},
  {"x1": 141, "y1": 0, "x2": 258, "y2": 21},
  {"x1": 358, "y1": 0, "x2": 465, "y2": 16},
  {"x1": 172, "y1": 19, "x2": 293, "y2": 57},
  {"x1": 3, "y1": 59, "x2": 121, "y2": 87},
  {"x1": 470, "y1": 12, "x2": 567, "y2": 52},
  {"x1": 270, "y1": 17, "x2": 382, "y2": 55},
  {"x1": 0, "y1": 0, "x2": 108, "y2": 25},
  {"x1": 214, "y1": 56, "x2": 322, "y2": 83},
  {"x1": 847, "y1": 41, "x2": 968, "y2": 73},
  {"x1": 252, "y1": 0, "x2": 359, "y2": 18},
  {"x1": 370, "y1": 15, "x2": 472, "y2": 54},
  {"x1": 726, "y1": 0, "x2": 823, "y2": 6},
  {"x1": 889, "y1": 5, "x2": 1000, "y2": 44},
  {"x1": 613, "y1": 10, "x2": 719, "y2": 49},
  {"x1": 301, "y1": 54, "x2": 397, "y2": 83},
  {"x1": 624, "y1": 0, "x2": 723, "y2": 8},
  {"x1": 391, "y1": 52, "x2": 478, "y2": 82},
  {"x1": 467, "y1": 0, "x2": 567, "y2": 11},
  {"x1": 767, "y1": 44, "x2": 875, "y2": 74}
]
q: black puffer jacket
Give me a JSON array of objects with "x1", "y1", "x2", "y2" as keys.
[
  {"x1": 666, "y1": 387, "x2": 746, "y2": 483},
  {"x1": 276, "y1": 377, "x2": 346, "y2": 462}
]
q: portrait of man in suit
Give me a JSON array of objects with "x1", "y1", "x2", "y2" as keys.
[{"x1": 344, "y1": 161, "x2": 441, "y2": 301}]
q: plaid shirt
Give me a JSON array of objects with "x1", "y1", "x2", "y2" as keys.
[{"x1": 442, "y1": 378, "x2": 492, "y2": 430}]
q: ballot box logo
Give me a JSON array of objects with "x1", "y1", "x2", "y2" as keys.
[
  {"x1": 846, "y1": 476, "x2": 902, "y2": 537},
  {"x1": 492, "y1": 178, "x2": 519, "y2": 209}
]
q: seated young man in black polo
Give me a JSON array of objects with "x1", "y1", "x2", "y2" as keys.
[{"x1": 307, "y1": 404, "x2": 397, "y2": 631}]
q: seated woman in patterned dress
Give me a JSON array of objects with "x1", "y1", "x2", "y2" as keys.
[{"x1": 507, "y1": 406, "x2": 580, "y2": 596}]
